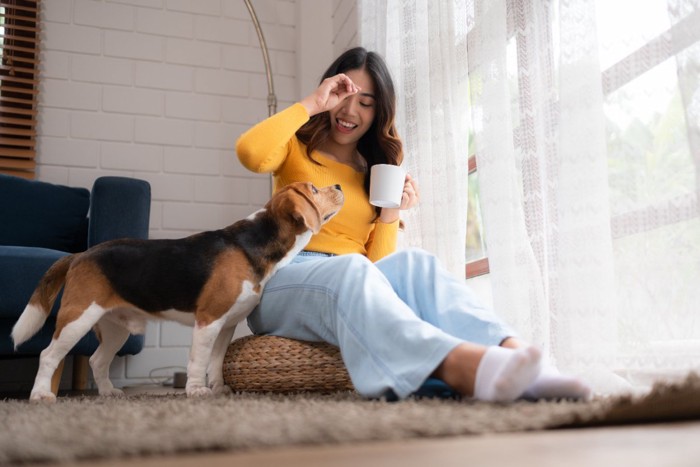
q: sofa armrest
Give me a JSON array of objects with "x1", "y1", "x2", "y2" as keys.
[{"x1": 88, "y1": 176, "x2": 151, "y2": 247}]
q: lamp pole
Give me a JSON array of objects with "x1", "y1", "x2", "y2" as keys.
[{"x1": 243, "y1": 0, "x2": 277, "y2": 117}]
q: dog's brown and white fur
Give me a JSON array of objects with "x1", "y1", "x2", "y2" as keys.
[{"x1": 12, "y1": 182, "x2": 344, "y2": 403}]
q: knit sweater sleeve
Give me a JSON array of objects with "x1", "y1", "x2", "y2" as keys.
[
  {"x1": 365, "y1": 219, "x2": 400, "y2": 262},
  {"x1": 236, "y1": 103, "x2": 310, "y2": 174}
]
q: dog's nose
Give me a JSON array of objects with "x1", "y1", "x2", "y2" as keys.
[{"x1": 334, "y1": 184, "x2": 342, "y2": 191}]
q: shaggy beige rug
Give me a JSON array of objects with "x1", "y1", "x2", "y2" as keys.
[{"x1": 1, "y1": 373, "x2": 699, "y2": 465}]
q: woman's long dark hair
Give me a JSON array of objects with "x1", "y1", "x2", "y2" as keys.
[{"x1": 296, "y1": 47, "x2": 403, "y2": 211}]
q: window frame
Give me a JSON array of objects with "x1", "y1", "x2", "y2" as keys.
[{"x1": 465, "y1": 153, "x2": 490, "y2": 279}]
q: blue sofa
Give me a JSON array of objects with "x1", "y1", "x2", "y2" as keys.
[{"x1": 0, "y1": 175, "x2": 151, "y2": 385}]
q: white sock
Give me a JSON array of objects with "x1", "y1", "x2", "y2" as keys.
[
  {"x1": 473, "y1": 346, "x2": 542, "y2": 402},
  {"x1": 523, "y1": 365, "x2": 592, "y2": 401}
]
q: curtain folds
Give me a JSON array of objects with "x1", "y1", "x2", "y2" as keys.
[
  {"x1": 468, "y1": 0, "x2": 700, "y2": 392},
  {"x1": 360, "y1": 0, "x2": 470, "y2": 277},
  {"x1": 360, "y1": 0, "x2": 700, "y2": 393}
]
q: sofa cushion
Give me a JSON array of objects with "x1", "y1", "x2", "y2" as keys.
[
  {"x1": 0, "y1": 245, "x2": 145, "y2": 356},
  {"x1": 0, "y1": 175, "x2": 90, "y2": 253},
  {"x1": 0, "y1": 246, "x2": 69, "y2": 318}
]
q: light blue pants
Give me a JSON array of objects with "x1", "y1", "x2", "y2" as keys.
[{"x1": 248, "y1": 248, "x2": 517, "y2": 399}]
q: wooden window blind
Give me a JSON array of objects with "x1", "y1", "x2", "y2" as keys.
[{"x1": 0, "y1": 0, "x2": 40, "y2": 179}]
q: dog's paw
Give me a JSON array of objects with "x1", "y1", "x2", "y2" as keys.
[
  {"x1": 30, "y1": 390, "x2": 57, "y2": 404},
  {"x1": 186, "y1": 386, "x2": 213, "y2": 398},
  {"x1": 210, "y1": 381, "x2": 233, "y2": 396},
  {"x1": 99, "y1": 388, "x2": 125, "y2": 398}
]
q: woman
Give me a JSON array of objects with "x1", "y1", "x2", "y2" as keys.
[{"x1": 236, "y1": 47, "x2": 590, "y2": 401}]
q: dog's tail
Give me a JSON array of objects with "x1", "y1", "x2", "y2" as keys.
[{"x1": 11, "y1": 254, "x2": 77, "y2": 350}]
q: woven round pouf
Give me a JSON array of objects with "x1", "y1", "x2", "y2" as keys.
[{"x1": 223, "y1": 335, "x2": 354, "y2": 394}]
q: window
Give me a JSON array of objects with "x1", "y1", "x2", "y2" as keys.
[
  {"x1": 597, "y1": 1, "x2": 700, "y2": 356},
  {"x1": 0, "y1": 0, "x2": 40, "y2": 179},
  {"x1": 465, "y1": 1, "x2": 699, "y2": 282},
  {"x1": 598, "y1": 1, "x2": 698, "y2": 238}
]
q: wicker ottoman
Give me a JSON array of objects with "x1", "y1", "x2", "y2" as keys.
[{"x1": 223, "y1": 335, "x2": 355, "y2": 394}]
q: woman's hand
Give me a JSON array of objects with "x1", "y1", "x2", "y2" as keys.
[
  {"x1": 300, "y1": 74, "x2": 360, "y2": 117},
  {"x1": 379, "y1": 174, "x2": 420, "y2": 223}
]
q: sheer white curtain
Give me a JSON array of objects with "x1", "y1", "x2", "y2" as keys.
[
  {"x1": 467, "y1": 0, "x2": 700, "y2": 392},
  {"x1": 359, "y1": 0, "x2": 470, "y2": 277},
  {"x1": 359, "y1": 0, "x2": 700, "y2": 393}
]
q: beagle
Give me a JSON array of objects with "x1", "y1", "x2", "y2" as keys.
[{"x1": 12, "y1": 182, "x2": 344, "y2": 402}]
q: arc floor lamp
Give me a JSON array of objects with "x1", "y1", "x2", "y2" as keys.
[{"x1": 243, "y1": 0, "x2": 277, "y2": 117}]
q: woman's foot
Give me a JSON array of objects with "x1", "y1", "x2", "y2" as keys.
[
  {"x1": 522, "y1": 365, "x2": 592, "y2": 400},
  {"x1": 474, "y1": 346, "x2": 542, "y2": 402},
  {"x1": 434, "y1": 343, "x2": 542, "y2": 402},
  {"x1": 499, "y1": 337, "x2": 592, "y2": 400}
]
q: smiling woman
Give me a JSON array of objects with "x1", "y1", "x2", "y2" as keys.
[
  {"x1": 235, "y1": 46, "x2": 590, "y2": 403},
  {"x1": 295, "y1": 50, "x2": 402, "y2": 180},
  {"x1": 236, "y1": 48, "x2": 407, "y2": 262},
  {"x1": 313, "y1": 69, "x2": 375, "y2": 173}
]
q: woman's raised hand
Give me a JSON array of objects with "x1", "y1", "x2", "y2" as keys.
[{"x1": 300, "y1": 74, "x2": 360, "y2": 117}]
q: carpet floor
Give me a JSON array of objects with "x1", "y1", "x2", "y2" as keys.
[{"x1": 1, "y1": 372, "x2": 699, "y2": 465}]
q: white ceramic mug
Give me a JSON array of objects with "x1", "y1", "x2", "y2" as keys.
[{"x1": 369, "y1": 164, "x2": 406, "y2": 208}]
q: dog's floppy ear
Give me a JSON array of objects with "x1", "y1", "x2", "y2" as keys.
[
  {"x1": 292, "y1": 200, "x2": 321, "y2": 234},
  {"x1": 269, "y1": 185, "x2": 322, "y2": 234}
]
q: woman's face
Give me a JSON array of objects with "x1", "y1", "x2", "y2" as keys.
[{"x1": 327, "y1": 67, "x2": 376, "y2": 149}]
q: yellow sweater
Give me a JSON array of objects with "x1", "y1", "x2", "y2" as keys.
[{"x1": 236, "y1": 103, "x2": 399, "y2": 262}]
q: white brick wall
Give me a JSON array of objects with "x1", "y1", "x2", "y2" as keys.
[
  {"x1": 333, "y1": 0, "x2": 358, "y2": 55},
  {"x1": 27, "y1": 0, "x2": 356, "y2": 390}
]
